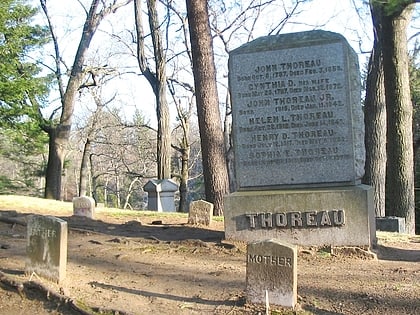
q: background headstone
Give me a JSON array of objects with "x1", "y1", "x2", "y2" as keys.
[
  {"x1": 188, "y1": 200, "x2": 213, "y2": 225},
  {"x1": 26, "y1": 215, "x2": 68, "y2": 283},
  {"x1": 247, "y1": 239, "x2": 297, "y2": 308},
  {"x1": 376, "y1": 216, "x2": 405, "y2": 233},
  {"x1": 143, "y1": 179, "x2": 179, "y2": 212},
  {"x1": 73, "y1": 196, "x2": 95, "y2": 219}
]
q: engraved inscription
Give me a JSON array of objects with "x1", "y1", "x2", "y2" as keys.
[
  {"x1": 248, "y1": 254, "x2": 293, "y2": 267},
  {"x1": 28, "y1": 227, "x2": 58, "y2": 238},
  {"x1": 232, "y1": 43, "x2": 351, "y2": 172},
  {"x1": 245, "y1": 210, "x2": 345, "y2": 229},
  {"x1": 73, "y1": 200, "x2": 93, "y2": 208}
]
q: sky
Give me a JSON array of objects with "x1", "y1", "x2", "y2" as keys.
[{"x1": 33, "y1": 0, "x2": 419, "y2": 128}]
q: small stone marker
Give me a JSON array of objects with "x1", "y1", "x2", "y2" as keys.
[
  {"x1": 246, "y1": 239, "x2": 297, "y2": 308},
  {"x1": 26, "y1": 215, "x2": 68, "y2": 283},
  {"x1": 73, "y1": 196, "x2": 95, "y2": 219},
  {"x1": 188, "y1": 200, "x2": 213, "y2": 225}
]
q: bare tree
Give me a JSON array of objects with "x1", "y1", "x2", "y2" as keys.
[
  {"x1": 170, "y1": 87, "x2": 194, "y2": 212},
  {"x1": 40, "y1": 0, "x2": 132, "y2": 200},
  {"x1": 134, "y1": 0, "x2": 171, "y2": 179},
  {"x1": 368, "y1": 0, "x2": 418, "y2": 234},
  {"x1": 78, "y1": 86, "x2": 116, "y2": 197},
  {"x1": 75, "y1": 109, "x2": 156, "y2": 208}
]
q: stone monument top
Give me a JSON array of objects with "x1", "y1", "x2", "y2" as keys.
[{"x1": 229, "y1": 30, "x2": 364, "y2": 189}]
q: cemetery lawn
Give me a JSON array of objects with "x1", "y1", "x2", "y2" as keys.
[{"x1": 0, "y1": 196, "x2": 419, "y2": 315}]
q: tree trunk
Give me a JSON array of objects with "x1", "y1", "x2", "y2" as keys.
[
  {"x1": 178, "y1": 147, "x2": 190, "y2": 212},
  {"x1": 104, "y1": 178, "x2": 109, "y2": 208},
  {"x1": 44, "y1": 128, "x2": 65, "y2": 200},
  {"x1": 363, "y1": 3, "x2": 387, "y2": 217},
  {"x1": 224, "y1": 91, "x2": 236, "y2": 192},
  {"x1": 135, "y1": 0, "x2": 171, "y2": 179},
  {"x1": 171, "y1": 91, "x2": 192, "y2": 213},
  {"x1": 116, "y1": 174, "x2": 121, "y2": 209},
  {"x1": 42, "y1": 0, "x2": 100, "y2": 200},
  {"x1": 79, "y1": 138, "x2": 91, "y2": 197},
  {"x1": 186, "y1": 0, "x2": 229, "y2": 216},
  {"x1": 380, "y1": 3, "x2": 416, "y2": 234},
  {"x1": 147, "y1": 0, "x2": 171, "y2": 179},
  {"x1": 123, "y1": 177, "x2": 139, "y2": 210}
]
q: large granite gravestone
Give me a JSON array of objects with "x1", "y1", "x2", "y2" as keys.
[
  {"x1": 26, "y1": 215, "x2": 68, "y2": 283},
  {"x1": 247, "y1": 239, "x2": 297, "y2": 308},
  {"x1": 229, "y1": 30, "x2": 364, "y2": 188},
  {"x1": 225, "y1": 30, "x2": 375, "y2": 247},
  {"x1": 73, "y1": 196, "x2": 95, "y2": 219}
]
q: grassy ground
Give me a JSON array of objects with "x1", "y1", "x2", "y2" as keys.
[
  {"x1": 0, "y1": 194, "x2": 224, "y2": 221},
  {"x1": 0, "y1": 194, "x2": 73, "y2": 213}
]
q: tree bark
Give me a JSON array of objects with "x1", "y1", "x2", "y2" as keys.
[
  {"x1": 178, "y1": 146, "x2": 190, "y2": 212},
  {"x1": 147, "y1": 0, "x2": 171, "y2": 179},
  {"x1": 135, "y1": 0, "x2": 171, "y2": 179},
  {"x1": 186, "y1": 0, "x2": 229, "y2": 215},
  {"x1": 44, "y1": 128, "x2": 65, "y2": 199},
  {"x1": 363, "y1": 3, "x2": 387, "y2": 217},
  {"x1": 224, "y1": 91, "x2": 236, "y2": 192},
  {"x1": 173, "y1": 101, "x2": 191, "y2": 213},
  {"x1": 79, "y1": 139, "x2": 91, "y2": 197},
  {"x1": 378, "y1": 2, "x2": 416, "y2": 234}
]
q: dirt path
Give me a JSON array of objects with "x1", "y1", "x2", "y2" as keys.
[{"x1": 0, "y1": 210, "x2": 419, "y2": 314}]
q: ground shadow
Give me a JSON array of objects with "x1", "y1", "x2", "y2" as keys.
[
  {"x1": 89, "y1": 281, "x2": 244, "y2": 308},
  {"x1": 0, "y1": 268, "x2": 24, "y2": 276},
  {"x1": 0, "y1": 211, "x2": 225, "y2": 243},
  {"x1": 60, "y1": 215, "x2": 225, "y2": 243},
  {"x1": 375, "y1": 244, "x2": 420, "y2": 262},
  {"x1": 302, "y1": 305, "x2": 343, "y2": 315},
  {"x1": 300, "y1": 285, "x2": 420, "y2": 315}
]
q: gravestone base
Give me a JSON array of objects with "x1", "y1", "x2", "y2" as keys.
[
  {"x1": 376, "y1": 216, "x2": 405, "y2": 233},
  {"x1": 224, "y1": 185, "x2": 375, "y2": 247}
]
